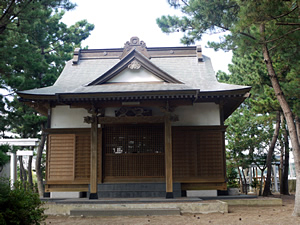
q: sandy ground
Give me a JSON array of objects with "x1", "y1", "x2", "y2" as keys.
[{"x1": 45, "y1": 194, "x2": 300, "y2": 225}]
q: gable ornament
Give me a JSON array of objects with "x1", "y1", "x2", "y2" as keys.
[
  {"x1": 128, "y1": 60, "x2": 141, "y2": 70},
  {"x1": 120, "y1": 36, "x2": 150, "y2": 59}
]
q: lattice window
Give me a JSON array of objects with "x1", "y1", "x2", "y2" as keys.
[{"x1": 103, "y1": 124, "x2": 164, "y2": 177}]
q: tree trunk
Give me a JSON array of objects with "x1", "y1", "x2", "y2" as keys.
[
  {"x1": 19, "y1": 156, "x2": 27, "y2": 188},
  {"x1": 241, "y1": 168, "x2": 248, "y2": 194},
  {"x1": 280, "y1": 132, "x2": 284, "y2": 193},
  {"x1": 27, "y1": 155, "x2": 33, "y2": 189},
  {"x1": 263, "y1": 111, "x2": 281, "y2": 196},
  {"x1": 36, "y1": 127, "x2": 46, "y2": 198},
  {"x1": 296, "y1": 116, "x2": 300, "y2": 144},
  {"x1": 281, "y1": 114, "x2": 290, "y2": 195},
  {"x1": 237, "y1": 167, "x2": 243, "y2": 193},
  {"x1": 259, "y1": 168, "x2": 265, "y2": 196},
  {"x1": 260, "y1": 23, "x2": 300, "y2": 215}
]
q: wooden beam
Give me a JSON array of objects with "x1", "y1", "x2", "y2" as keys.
[
  {"x1": 164, "y1": 113, "x2": 173, "y2": 198},
  {"x1": 89, "y1": 115, "x2": 98, "y2": 199},
  {"x1": 98, "y1": 116, "x2": 164, "y2": 124},
  {"x1": 68, "y1": 99, "x2": 193, "y2": 109},
  {"x1": 181, "y1": 182, "x2": 227, "y2": 191}
]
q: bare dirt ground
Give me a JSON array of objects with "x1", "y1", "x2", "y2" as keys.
[{"x1": 45, "y1": 194, "x2": 300, "y2": 225}]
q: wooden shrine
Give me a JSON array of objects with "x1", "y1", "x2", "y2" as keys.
[{"x1": 18, "y1": 37, "x2": 251, "y2": 198}]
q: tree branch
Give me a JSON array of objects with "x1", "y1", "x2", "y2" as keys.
[
  {"x1": 262, "y1": 27, "x2": 300, "y2": 44},
  {"x1": 276, "y1": 22, "x2": 300, "y2": 26},
  {"x1": 216, "y1": 25, "x2": 257, "y2": 40},
  {"x1": 0, "y1": 0, "x2": 34, "y2": 35},
  {"x1": 270, "y1": 5, "x2": 298, "y2": 20}
]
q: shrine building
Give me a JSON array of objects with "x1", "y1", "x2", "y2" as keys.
[{"x1": 18, "y1": 37, "x2": 251, "y2": 199}]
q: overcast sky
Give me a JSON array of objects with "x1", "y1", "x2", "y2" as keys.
[{"x1": 61, "y1": 0, "x2": 232, "y2": 73}]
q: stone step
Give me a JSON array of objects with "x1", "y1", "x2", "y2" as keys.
[
  {"x1": 98, "y1": 191, "x2": 170, "y2": 198},
  {"x1": 97, "y1": 183, "x2": 181, "y2": 191},
  {"x1": 93, "y1": 183, "x2": 182, "y2": 198},
  {"x1": 70, "y1": 208, "x2": 181, "y2": 217}
]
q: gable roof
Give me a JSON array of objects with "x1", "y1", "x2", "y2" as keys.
[
  {"x1": 87, "y1": 48, "x2": 182, "y2": 85},
  {"x1": 17, "y1": 37, "x2": 251, "y2": 119}
]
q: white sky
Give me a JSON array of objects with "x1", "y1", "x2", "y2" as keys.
[
  {"x1": 61, "y1": 0, "x2": 232, "y2": 73},
  {"x1": 0, "y1": 0, "x2": 231, "y2": 98}
]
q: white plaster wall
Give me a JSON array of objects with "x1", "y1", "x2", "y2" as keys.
[
  {"x1": 107, "y1": 68, "x2": 163, "y2": 83},
  {"x1": 172, "y1": 103, "x2": 220, "y2": 126},
  {"x1": 51, "y1": 103, "x2": 219, "y2": 128},
  {"x1": 105, "y1": 107, "x2": 118, "y2": 117},
  {"x1": 51, "y1": 106, "x2": 90, "y2": 128}
]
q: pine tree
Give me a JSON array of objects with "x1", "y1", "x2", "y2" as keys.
[
  {"x1": 157, "y1": 0, "x2": 300, "y2": 215},
  {"x1": 0, "y1": 0, "x2": 94, "y2": 196}
]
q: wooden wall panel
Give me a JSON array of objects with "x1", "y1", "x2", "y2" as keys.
[
  {"x1": 172, "y1": 127, "x2": 225, "y2": 182},
  {"x1": 75, "y1": 133, "x2": 91, "y2": 180},
  {"x1": 197, "y1": 132, "x2": 224, "y2": 177},
  {"x1": 47, "y1": 130, "x2": 93, "y2": 183},
  {"x1": 47, "y1": 134, "x2": 75, "y2": 181},
  {"x1": 172, "y1": 131, "x2": 197, "y2": 177}
]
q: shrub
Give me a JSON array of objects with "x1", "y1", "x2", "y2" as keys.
[
  {"x1": 227, "y1": 165, "x2": 239, "y2": 188},
  {"x1": 0, "y1": 178, "x2": 47, "y2": 225}
]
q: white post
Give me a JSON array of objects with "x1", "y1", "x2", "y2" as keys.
[
  {"x1": 273, "y1": 165, "x2": 278, "y2": 192},
  {"x1": 10, "y1": 152, "x2": 17, "y2": 189}
]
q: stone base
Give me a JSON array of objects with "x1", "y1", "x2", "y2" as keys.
[
  {"x1": 89, "y1": 193, "x2": 98, "y2": 199},
  {"x1": 166, "y1": 192, "x2": 174, "y2": 198},
  {"x1": 186, "y1": 190, "x2": 217, "y2": 197},
  {"x1": 50, "y1": 192, "x2": 82, "y2": 198},
  {"x1": 45, "y1": 200, "x2": 228, "y2": 215},
  {"x1": 228, "y1": 188, "x2": 240, "y2": 196}
]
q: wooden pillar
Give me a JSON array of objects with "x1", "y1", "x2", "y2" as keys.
[
  {"x1": 98, "y1": 126, "x2": 103, "y2": 184},
  {"x1": 89, "y1": 114, "x2": 98, "y2": 199},
  {"x1": 219, "y1": 99, "x2": 225, "y2": 126},
  {"x1": 165, "y1": 113, "x2": 173, "y2": 198}
]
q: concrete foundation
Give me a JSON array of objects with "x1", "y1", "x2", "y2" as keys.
[
  {"x1": 44, "y1": 199, "x2": 228, "y2": 216},
  {"x1": 50, "y1": 192, "x2": 82, "y2": 198},
  {"x1": 222, "y1": 198, "x2": 283, "y2": 206},
  {"x1": 186, "y1": 190, "x2": 217, "y2": 197}
]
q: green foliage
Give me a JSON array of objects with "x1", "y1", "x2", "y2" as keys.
[
  {"x1": 0, "y1": 178, "x2": 47, "y2": 225},
  {"x1": 0, "y1": 0, "x2": 94, "y2": 138},
  {"x1": 251, "y1": 178, "x2": 259, "y2": 189},
  {"x1": 158, "y1": 0, "x2": 300, "y2": 116},
  {"x1": 0, "y1": 145, "x2": 10, "y2": 172},
  {"x1": 226, "y1": 163, "x2": 239, "y2": 188},
  {"x1": 6, "y1": 98, "x2": 47, "y2": 138}
]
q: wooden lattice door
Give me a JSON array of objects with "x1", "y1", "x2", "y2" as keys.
[{"x1": 103, "y1": 124, "x2": 165, "y2": 182}]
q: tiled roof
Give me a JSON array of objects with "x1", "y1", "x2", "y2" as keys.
[{"x1": 18, "y1": 38, "x2": 250, "y2": 98}]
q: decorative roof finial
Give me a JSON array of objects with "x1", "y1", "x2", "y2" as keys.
[{"x1": 120, "y1": 37, "x2": 150, "y2": 59}]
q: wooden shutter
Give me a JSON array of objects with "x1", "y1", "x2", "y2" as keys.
[
  {"x1": 47, "y1": 134, "x2": 75, "y2": 181},
  {"x1": 172, "y1": 127, "x2": 225, "y2": 181},
  {"x1": 197, "y1": 131, "x2": 224, "y2": 177},
  {"x1": 74, "y1": 133, "x2": 91, "y2": 180}
]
